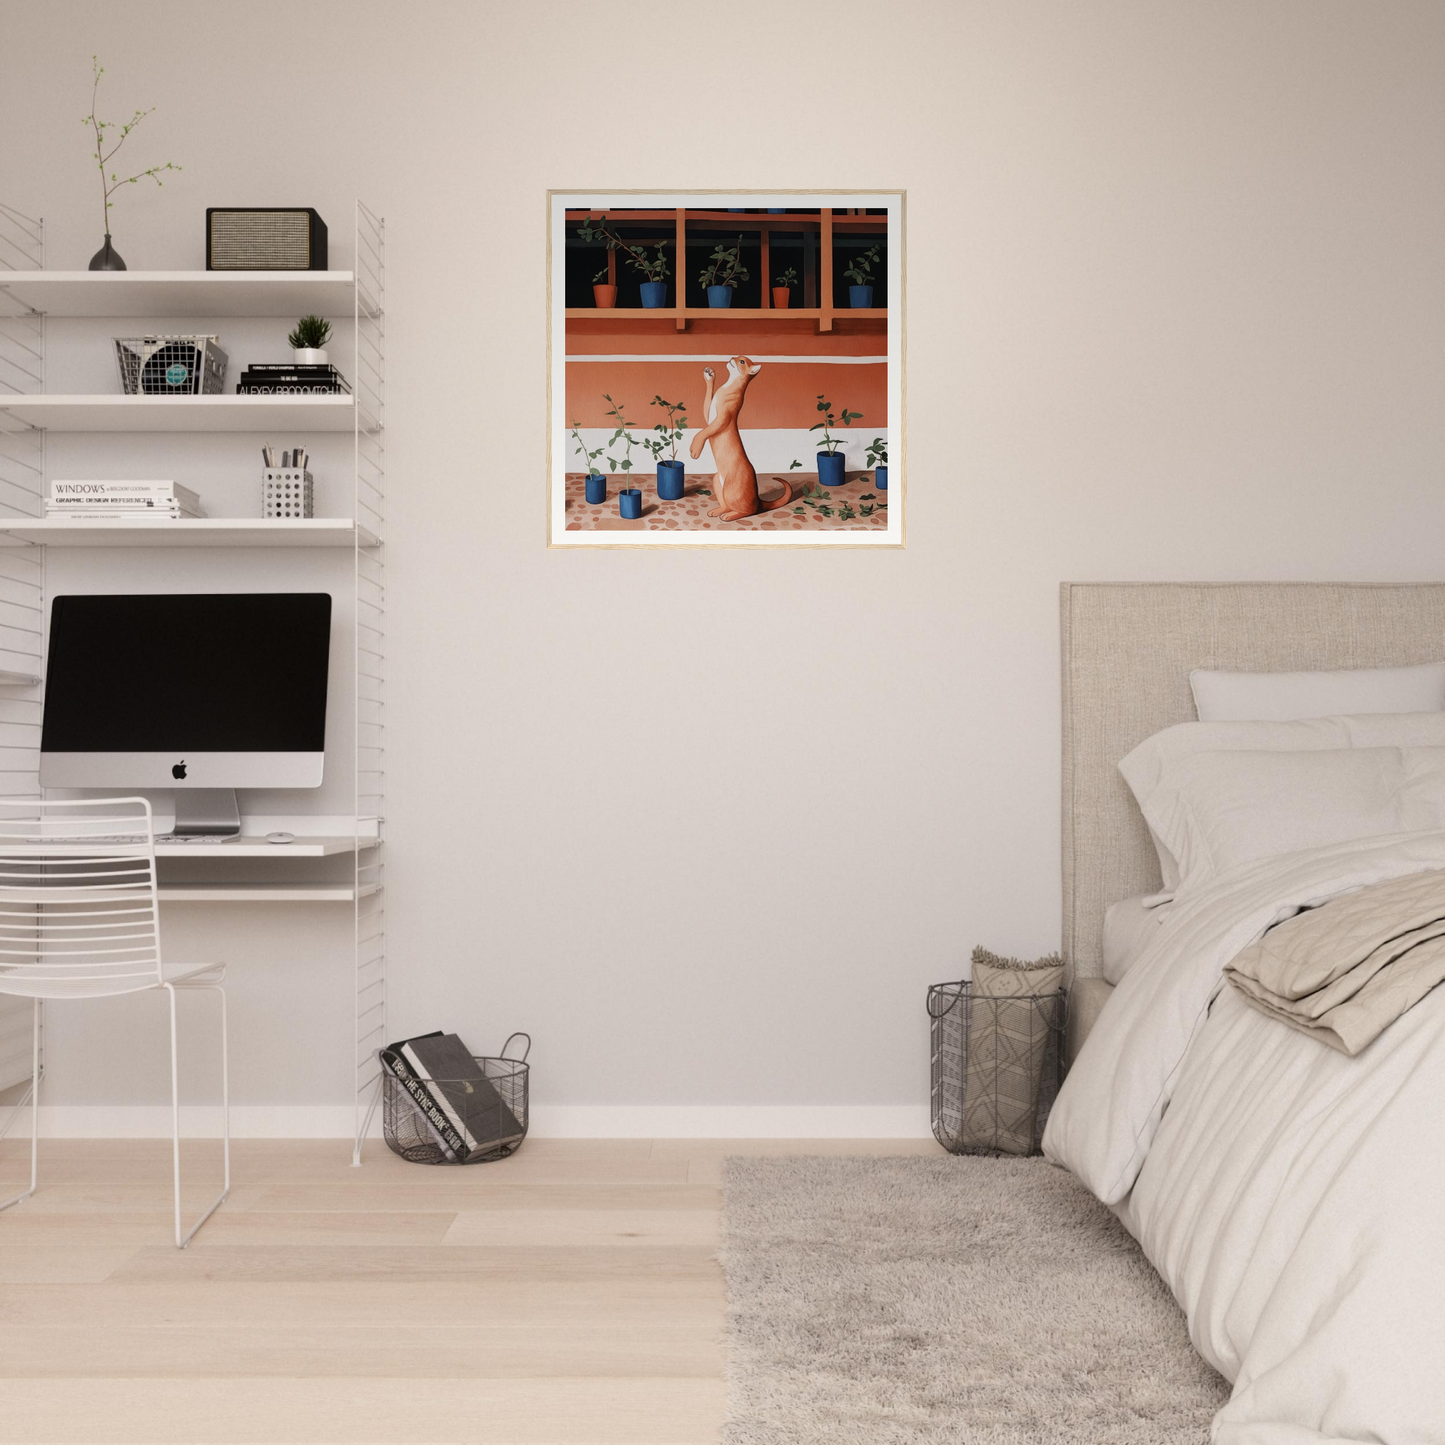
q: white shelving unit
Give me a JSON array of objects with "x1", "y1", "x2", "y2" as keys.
[{"x1": 0, "y1": 200, "x2": 387, "y2": 1163}]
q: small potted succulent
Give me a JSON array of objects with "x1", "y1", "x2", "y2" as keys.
[
  {"x1": 578, "y1": 214, "x2": 669, "y2": 307},
  {"x1": 570, "y1": 419, "x2": 607, "y2": 504},
  {"x1": 603, "y1": 394, "x2": 643, "y2": 516},
  {"x1": 810, "y1": 394, "x2": 862, "y2": 491},
  {"x1": 590, "y1": 264, "x2": 617, "y2": 309},
  {"x1": 699, "y1": 237, "x2": 748, "y2": 308},
  {"x1": 288, "y1": 314, "x2": 331, "y2": 365},
  {"x1": 865, "y1": 436, "x2": 888, "y2": 491},
  {"x1": 843, "y1": 244, "x2": 881, "y2": 308},
  {"x1": 644, "y1": 395, "x2": 688, "y2": 500},
  {"x1": 772, "y1": 266, "x2": 797, "y2": 310}
]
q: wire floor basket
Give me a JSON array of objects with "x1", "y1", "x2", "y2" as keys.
[
  {"x1": 382, "y1": 1033, "x2": 529, "y2": 1165},
  {"x1": 928, "y1": 981, "x2": 1066, "y2": 1157}
]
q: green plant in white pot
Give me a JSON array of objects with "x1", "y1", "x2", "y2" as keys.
[{"x1": 288, "y1": 315, "x2": 332, "y2": 365}]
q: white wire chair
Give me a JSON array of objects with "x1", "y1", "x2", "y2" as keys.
[{"x1": 0, "y1": 797, "x2": 228, "y2": 1247}]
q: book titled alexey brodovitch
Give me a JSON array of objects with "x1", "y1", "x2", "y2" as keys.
[
  {"x1": 379, "y1": 1032, "x2": 525, "y2": 1163},
  {"x1": 237, "y1": 362, "x2": 351, "y2": 396}
]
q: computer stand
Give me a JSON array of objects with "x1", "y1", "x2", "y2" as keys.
[{"x1": 171, "y1": 789, "x2": 241, "y2": 839}]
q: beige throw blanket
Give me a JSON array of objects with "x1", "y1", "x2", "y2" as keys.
[
  {"x1": 1225, "y1": 867, "x2": 1445, "y2": 1054},
  {"x1": 960, "y1": 948, "x2": 1065, "y2": 1155}
]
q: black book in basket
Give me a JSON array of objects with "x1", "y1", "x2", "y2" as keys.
[{"x1": 378, "y1": 1033, "x2": 462, "y2": 1160}]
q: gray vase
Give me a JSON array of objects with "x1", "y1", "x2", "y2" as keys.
[{"x1": 88, "y1": 234, "x2": 126, "y2": 271}]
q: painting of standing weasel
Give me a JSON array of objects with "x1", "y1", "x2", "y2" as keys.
[{"x1": 688, "y1": 357, "x2": 793, "y2": 521}]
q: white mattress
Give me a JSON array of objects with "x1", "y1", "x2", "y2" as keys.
[{"x1": 1101, "y1": 893, "x2": 1165, "y2": 985}]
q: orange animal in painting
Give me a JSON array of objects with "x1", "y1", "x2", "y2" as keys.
[{"x1": 688, "y1": 357, "x2": 792, "y2": 521}]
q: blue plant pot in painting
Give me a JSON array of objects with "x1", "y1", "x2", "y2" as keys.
[
  {"x1": 874, "y1": 465, "x2": 888, "y2": 492},
  {"x1": 706, "y1": 285, "x2": 733, "y2": 308},
  {"x1": 656, "y1": 460, "x2": 685, "y2": 501},
  {"x1": 768, "y1": 208, "x2": 786, "y2": 214},
  {"x1": 639, "y1": 281, "x2": 668, "y2": 308},
  {"x1": 816, "y1": 452, "x2": 846, "y2": 491},
  {"x1": 849, "y1": 285, "x2": 874, "y2": 308},
  {"x1": 728, "y1": 208, "x2": 745, "y2": 213},
  {"x1": 619, "y1": 488, "x2": 642, "y2": 520},
  {"x1": 585, "y1": 473, "x2": 606, "y2": 505}
]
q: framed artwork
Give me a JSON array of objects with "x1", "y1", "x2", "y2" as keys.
[{"x1": 547, "y1": 191, "x2": 904, "y2": 547}]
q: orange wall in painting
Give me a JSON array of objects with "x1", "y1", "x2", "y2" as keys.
[{"x1": 564, "y1": 360, "x2": 886, "y2": 430}]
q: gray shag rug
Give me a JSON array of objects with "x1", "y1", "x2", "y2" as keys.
[{"x1": 719, "y1": 1156, "x2": 1230, "y2": 1444}]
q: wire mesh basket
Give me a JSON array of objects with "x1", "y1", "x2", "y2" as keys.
[
  {"x1": 114, "y1": 335, "x2": 228, "y2": 395},
  {"x1": 928, "y1": 980, "x2": 1066, "y2": 1157},
  {"x1": 381, "y1": 1033, "x2": 530, "y2": 1165}
]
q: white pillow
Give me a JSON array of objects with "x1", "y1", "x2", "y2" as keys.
[
  {"x1": 1119, "y1": 712, "x2": 1445, "y2": 893},
  {"x1": 1102, "y1": 894, "x2": 1166, "y2": 985},
  {"x1": 1190, "y1": 661, "x2": 1445, "y2": 722},
  {"x1": 1133, "y1": 745, "x2": 1445, "y2": 899}
]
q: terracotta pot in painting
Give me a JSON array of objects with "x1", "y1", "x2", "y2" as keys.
[
  {"x1": 593, "y1": 284, "x2": 617, "y2": 308},
  {"x1": 771, "y1": 287, "x2": 791, "y2": 310}
]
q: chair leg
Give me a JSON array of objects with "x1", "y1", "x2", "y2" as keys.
[
  {"x1": 164, "y1": 981, "x2": 230, "y2": 1249},
  {"x1": 0, "y1": 999, "x2": 40, "y2": 1214}
]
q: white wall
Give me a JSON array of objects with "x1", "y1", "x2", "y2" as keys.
[{"x1": 3, "y1": 0, "x2": 1444, "y2": 1135}]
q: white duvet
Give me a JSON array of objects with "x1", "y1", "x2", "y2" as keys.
[{"x1": 1044, "y1": 831, "x2": 1445, "y2": 1444}]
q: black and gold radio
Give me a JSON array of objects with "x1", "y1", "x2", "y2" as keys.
[{"x1": 205, "y1": 208, "x2": 328, "y2": 271}]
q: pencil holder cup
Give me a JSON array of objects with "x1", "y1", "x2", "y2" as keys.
[{"x1": 263, "y1": 469, "x2": 314, "y2": 519}]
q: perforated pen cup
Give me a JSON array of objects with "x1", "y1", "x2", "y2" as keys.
[
  {"x1": 381, "y1": 1033, "x2": 530, "y2": 1165},
  {"x1": 928, "y1": 981, "x2": 1066, "y2": 1157}
]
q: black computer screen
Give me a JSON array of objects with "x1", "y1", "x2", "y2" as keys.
[{"x1": 42, "y1": 593, "x2": 332, "y2": 753}]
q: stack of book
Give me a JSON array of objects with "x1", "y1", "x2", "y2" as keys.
[
  {"x1": 47, "y1": 480, "x2": 205, "y2": 519},
  {"x1": 236, "y1": 363, "x2": 351, "y2": 396},
  {"x1": 380, "y1": 1031, "x2": 526, "y2": 1162}
]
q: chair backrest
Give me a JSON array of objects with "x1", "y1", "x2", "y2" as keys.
[{"x1": 0, "y1": 797, "x2": 162, "y2": 1000}]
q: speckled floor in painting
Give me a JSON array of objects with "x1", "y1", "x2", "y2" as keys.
[{"x1": 563, "y1": 472, "x2": 889, "y2": 532}]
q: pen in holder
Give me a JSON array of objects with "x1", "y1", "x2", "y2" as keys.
[{"x1": 263, "y1": 468, "x2": 314, "y2": 519}]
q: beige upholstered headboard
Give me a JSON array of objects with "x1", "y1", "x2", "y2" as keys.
[{"x1": 1061, "y1": 582, "x2": 1445, "y2": 980}]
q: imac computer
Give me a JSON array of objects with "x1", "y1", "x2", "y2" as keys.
[{"x1": 40, "y1": 593, "x2": 332, "y2": 837}]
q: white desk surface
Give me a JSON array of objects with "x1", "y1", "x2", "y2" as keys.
[{"x1": 154, "y1": 835, "x2": 368, "y2": 858}]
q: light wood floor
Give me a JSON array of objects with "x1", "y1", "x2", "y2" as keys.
[{"x1": 0, "y1": 1136, "x2": 937, "y2": 1444}]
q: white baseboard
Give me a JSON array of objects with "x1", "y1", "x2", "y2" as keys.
[
  {"x1": 529, "y1": 1106, "x2": 932, "y2": 1138},
  {"x1": 11, "y1": 1103, "x2": 932, "y2": 1140}
]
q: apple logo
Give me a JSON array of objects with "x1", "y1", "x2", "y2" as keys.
[{"x1": 172, "y1": 761, "x2": 187, "y2": 780}]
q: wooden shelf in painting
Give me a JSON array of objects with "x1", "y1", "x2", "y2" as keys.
[
  {"x1": 565, "y1": 207, "x2": 889, "y2": 331},
  {"x1": 563, "y1": 306, "x2": 886, "y2": 334}
]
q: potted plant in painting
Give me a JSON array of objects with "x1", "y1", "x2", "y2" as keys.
[
  {"x1": 629, "y1": 244, "x2": 670, "y2": 308},
  {"x1": 644, "y1": 395, "x2": 688, "y2": 500},
  {"x1": 865, "y1": 436, "x2": 888, "y2": 491},
  {"x1": 699, "y1": 237, "x2": 749, "y2": 308},
  {"x1": 83, "y1": 56, "x2": 180, "y2": 270},
  {"x1": 590, "y1": 264, "x2": 617, "y2": 309},
  {"x1": 287, "y1": 315, "x2": 331, "y2": 365},
  {"x1": 604, "y1": 394, "x2": 643, "y2": 516},
  {"x1": 843, "y1": 244, "x2": 881, "y2": 308},
  {"x1": 810, "y1": 394, "x2": 862, "y2": 491},
  {"x1": 570, "y1": 419, "x2": 608, "y2": 503},
  {"x1": 578, "y1": 214, "x2": 670, "y2": 307},
  {"x1": 772, "y1": 266, "x2": 797, "y2": 310}
]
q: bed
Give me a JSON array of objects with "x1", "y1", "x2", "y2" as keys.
[{"x1": 1046, "y1": 581, "x2": 1445, "y2": 1444}]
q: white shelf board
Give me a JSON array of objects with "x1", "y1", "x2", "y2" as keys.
[
  {"x1": 0, "y1": 517, "x2": 377, "y2": 548},
  {"x1": 153, "y1": 835, "x2": 359, "y2": 859},
  {"x1": 0, "y1": 394, "x2": 357, "y2": 433},
  {"x1": 0, "y1": 270, "x2": 359, "y2": 318},
  {"x1": 157, "y1": 882, "x2": 376, "y2": 903}
]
